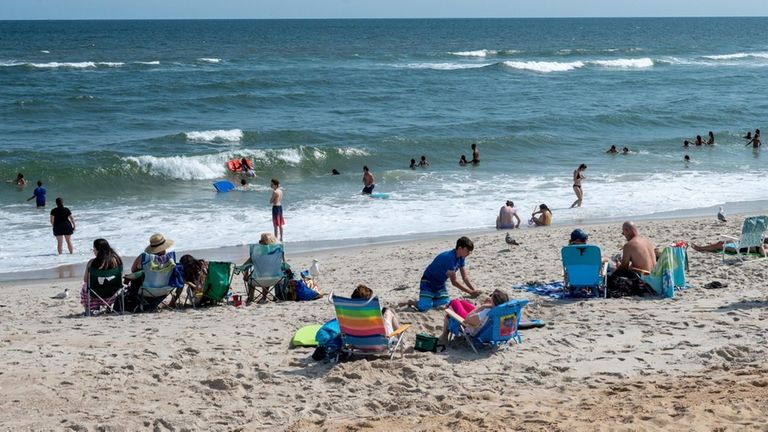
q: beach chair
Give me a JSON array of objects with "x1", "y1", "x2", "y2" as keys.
[
  {"x1": 721, "y1": 216, "x2": 768, "y2": 263},
  {"x1": 83, "y1": 266, "x2": 124, "y2": 316},
  {"x1": 196, "y1": 261, "x2": 235, "y2": 306},
  {"x1": 241, "y1": 243, "x2": 287, "y2": 303},
  {"x1": 330, "y1": 293, "x2": 411, "y2": 360},
  {"x1": 446, "y1": 299, "x2": 528, "y2": 354},
  {"x1": 561, "y1": 245, "x2": 608, "y2": 298},
  {"x1": 127, "y1": 252, "x2": 177, "y2": 312}
]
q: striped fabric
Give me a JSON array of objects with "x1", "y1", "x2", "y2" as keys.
[{"x1": 332, "y1": 295, "x2": 388, "y2": 351}]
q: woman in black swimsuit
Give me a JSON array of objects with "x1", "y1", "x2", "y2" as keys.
[
  {"x1": 50, "y1": 197, "x2": 76, "y2": 254},
  {"x1": 570, "y1": 163, "x2": 587, "y2": 208}
]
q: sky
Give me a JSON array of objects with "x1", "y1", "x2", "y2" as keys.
[{"x1": 3, "y1": 0, "x2": 768, "y2": 20}]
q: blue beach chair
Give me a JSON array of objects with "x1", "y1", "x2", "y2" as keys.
[
  {"x1": 561, "y1": 245, "x2": 608, "y2": 298},
  {"x1": 241, "y1": 243, "x2": 287, "y2": 303},
  {"x1": 446, "y1": 299, "x2": 528, "y2": 354}
]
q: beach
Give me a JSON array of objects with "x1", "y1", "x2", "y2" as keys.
[{"x1": 2, "y1": 215, "x2": 767, "y2": 431}]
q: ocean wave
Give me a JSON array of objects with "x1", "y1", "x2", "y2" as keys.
[
  {"x1": 450, "y1": 49, "x2": 498, "y2": 57},
  {"x1": 124, "y1": 154, "x2": 229, "y2": 180},
  {"x1": 702, "y1": 52, "x2": 768, "y2": 60},
  {"x1": 503, "y1": 60, "x2": 585, "y2": 73},
  {"x1": 198, "y1": 57, "x2": 222, "y2": 63},
  {"x1": 591, "y1": 58, "x2": 654, "y2": 68},
  {"x1": 135, "y1": 60, "x2": 160, "y2": 65},
  {"x1": 40, "y1": 50, "x2": 50, "y2": 54},
  {"x1": 338, "y1": 147, "x2": 370, "y2": 156},
  {"x1": 399, "y1": 62, "x2": 493, "y2": 70},
  {"x1": 185, "y1": 129, "x2": 243, "y2": 143}
]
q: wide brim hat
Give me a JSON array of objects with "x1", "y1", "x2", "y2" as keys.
[{"x1": 145, "y1": 233, "x2": 174, "y2": 254}]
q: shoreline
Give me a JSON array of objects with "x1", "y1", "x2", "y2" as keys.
[{"x1": 4, "y1": 199, "x2": 767, "y2": 283}]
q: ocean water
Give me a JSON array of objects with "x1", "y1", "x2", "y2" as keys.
[{"x1": 2, "y1": 18, "x2": 768, "y2": 274}]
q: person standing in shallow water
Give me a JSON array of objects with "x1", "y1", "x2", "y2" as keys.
[
  {"x1": 570, "y1": 164, "x2": 587, "y2": 208},
  {"x1": 270, "y1": 179, "x2": 284, "y2": 241},
  {"x1": 471, "y1": 143, "x2": 480, "y2": 164},
  {"x1": 50, "y1": 197, "x2": 75, "y2": 254},
  {"x1": 361, "y1": 166, "x2": 375, "y2": 195}
]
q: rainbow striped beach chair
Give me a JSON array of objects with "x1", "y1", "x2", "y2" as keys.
[{"x1": 330, "y1": 293, "x2": 411, "y2": 360}]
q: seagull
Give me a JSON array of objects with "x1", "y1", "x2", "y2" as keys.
[
  {"x1": 51, "y1": 288, "x2": 69, "y2": 299},
  {"x1": 505, "y1": 233, "x2": 520, "y2": 250},
  {"x1": 309, "y1": 259, "x2": 321, "y2": 281},
  {"x1": 717, "y1": 206, "x2": 727, "y2": 223}
]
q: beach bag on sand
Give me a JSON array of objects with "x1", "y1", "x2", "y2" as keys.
[{"x1": 312, "y1": 318, "x2": 341, "y2": 361}]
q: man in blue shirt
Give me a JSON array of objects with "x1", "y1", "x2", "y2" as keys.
[
  {"x1": 26, "y1": 180, "x2": 46, "y2": 208},
  {"x1": 401, "y1": 236, "x2": 480, "y2": 311}
]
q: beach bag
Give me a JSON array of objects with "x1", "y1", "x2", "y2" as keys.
[
  {"x1": 312, "y1": 318, "x2": 341, "y2": 361},
  {"x1": 414, "y1": 333, "x2": 439, "y2": 353}
]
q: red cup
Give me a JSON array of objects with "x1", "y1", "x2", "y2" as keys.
[{"x1": 232, "y1": 294, "x2": 242, "y2": 307}]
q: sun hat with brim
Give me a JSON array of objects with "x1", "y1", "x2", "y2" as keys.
[
  {"x1": 145, "y1": 233, "x2": 174, "y2": 254},
  {"x1": 570, "y1": 229, "x2": 588, "y2": 243}
]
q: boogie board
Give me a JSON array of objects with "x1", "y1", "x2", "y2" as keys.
[
  {"x1": 369, "y1": 192, "x2": 390, "y2": 200},
  {"x1": 213, "y1": 180, "x2": 236, "y2": 192},
  {"x1": 291, "y1": 324, "x2": 322, "y2": 347}
]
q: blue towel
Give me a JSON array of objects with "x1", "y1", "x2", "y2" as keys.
[{"x1": 512, "y1": 281, "x2": 568, "y2": 299}]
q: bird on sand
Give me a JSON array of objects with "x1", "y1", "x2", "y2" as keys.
[
  {"x1": 51, "y1": 288, "x2": 69, "y2": 299},
  {"x1": 717, "y1": 206, "x2": 727, "y2": 223},
  {"x1": 309, "y1": 259, "x2": 321, "y2": 281},
  {"x1": 505, "y1": 232, "x2": 520, "y2": 250}
]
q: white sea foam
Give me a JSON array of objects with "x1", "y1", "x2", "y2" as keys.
[
  {"x1": 98, "y1": 62, "x2": 124, "y2": 67},
  {"x1": 185, "y1": 129, "x2": 243, "y2": 142},
  {"x1": 135, "y1": 61, "x2": 161, "y2": 65},
  {"x1": 703, "y1": 52, "x2": 768, "y2": 60},
  {"x1": 450, "y1": 49, "x2": 498, "y2": 57},
  {"x1": 338, "y1": 147, "x2": 370, "y2": 156},
  {"x1": 40, "y1": 50, "x2": 50, "y2": 54},
  {"x1": 591, "y1": 58, "x2": 654, "y2": 68},
  {"x1": 29, "y1": 61, "x2": 97, "y2": 68},
  {"x1": 198, "y1": 57, "x2": 222, "y2": 63},
  {"x1": 503, "y1": 60, "x2": 585, "y2": 73},
  {"x1": 401, "y1": 62, "x2": 492, "y2": 70},
  {"x1": 274, "y1": 148, "x2": 302, "y2": 165}
]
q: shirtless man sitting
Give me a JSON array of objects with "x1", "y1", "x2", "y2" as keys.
[{"x1": 608, "y1": 221, "x2": 656, "y2": 289}]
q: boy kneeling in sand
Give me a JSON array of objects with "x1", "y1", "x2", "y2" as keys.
[{"x1": 400, "y1": 236, "x2": 480, "y2": 311}]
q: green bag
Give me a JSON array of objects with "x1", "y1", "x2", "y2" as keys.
[{"x1": 414, "y1": 332, "x2": 439, "y2": 353}]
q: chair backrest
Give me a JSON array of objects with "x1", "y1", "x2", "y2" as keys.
[
  {"x1": 561, "y1": 245, "x2": 603, "y2": 287},
  {"x1": 203, "y1": 261, "x2": 234, "y2": 301},
  {"x1": 88, "y1": 266, "x2": 123, "y2": 298},
  {"x1": 141, "y1": 251, "x2": 176, "y2": 288},
  {"x1": 740, "y1": 216, "x2": 768, "y2": 247},
  {"x1": 249, "y1": 244, "x2": 284, "y2": 286},
  {"x1": 473, "y1": 299, "x2": 528, "y2": 345},
  {"x1": 331, "y1": 294, "x2": 388, "y2": 352}
]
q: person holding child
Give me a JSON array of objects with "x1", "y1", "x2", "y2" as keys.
[{"x1": 400, "y1": 236, "x2": 479, "y2": 311}]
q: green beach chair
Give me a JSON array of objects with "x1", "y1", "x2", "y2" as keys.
[
  {"x1": 197, "y1": 261, "x2": 235, "y2": 306},
  {"x1": 721, "y1": 216, "x2": 768, "y2": 263}
]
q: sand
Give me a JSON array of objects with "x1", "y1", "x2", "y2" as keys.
[{"x1": 1, "y1": 216, "x2": 768, "y2": 431}]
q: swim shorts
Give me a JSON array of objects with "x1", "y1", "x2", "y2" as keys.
[
  {"x1": 272, "y1": 205, "x2": 284, "y2": 227},
  {"x1": 417, "y1": 278, "x2": 450, "y2": 312},
  {"x1": 362, "y1": 184, "x2": 375, "y2": 195}
]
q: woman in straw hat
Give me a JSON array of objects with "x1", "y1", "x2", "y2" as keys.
[{"x1": 130, "y1": 233, "x2": 175, "y2": 272}]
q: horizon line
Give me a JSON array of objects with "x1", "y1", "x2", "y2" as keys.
[{"x1": 2, "y1": 15, "x2": 767, "y2": 21}]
